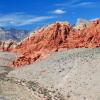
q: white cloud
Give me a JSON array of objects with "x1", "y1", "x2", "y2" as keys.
[
  {"x1": 51, "y1": 9, "x2": 66, "y2": 14},
  {"x1": 17, "y1": 16, "x2": 55, "y2": 26},
  {"x1": 0, "y1": 13, "x2": 55, "y2": 27}
]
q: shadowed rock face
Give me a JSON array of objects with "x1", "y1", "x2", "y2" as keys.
[
  {"x1": 11, "y1": 19, "x2": 100, "y2": 67},
  {"x1": 0, "y1": 40, "x2": 17, "y2": 51}
]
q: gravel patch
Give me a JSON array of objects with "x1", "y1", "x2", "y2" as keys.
[
  {"x1": 8, "y1": 48, "x2": 100, "y2": 100},
  {"x1": 0, "y1": 52, "x2": 16, "y2": 77}
]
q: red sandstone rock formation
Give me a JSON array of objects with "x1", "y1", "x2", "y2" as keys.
[
  {"x1": 0, "y1": 40, "x2": 17, "y2": 51},
  {"x1": 11, "y1": 19, "x2": 100, "y2": 67},
  {"x1": 12, "y1": 22, "x2": 71, "y2": 67}
]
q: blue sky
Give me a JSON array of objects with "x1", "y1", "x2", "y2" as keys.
[{"x1": 0, "y1": 0, "x2": 100, "y2": 30}]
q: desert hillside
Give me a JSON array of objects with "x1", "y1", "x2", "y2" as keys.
[
  {"x1": 0, "y1": 0, "x2": 100, "y2": 100},
  {"x1": 0, "y1": 19, "x2": 100, "y2": 100},
  {"x1": 1, "y1": 48, "x2": 100, "y2": 100},
  {"x1": 10, "y1": 19, "x2": 100, "y2": 67}
]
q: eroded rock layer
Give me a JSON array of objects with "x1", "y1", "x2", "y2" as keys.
[
  {"x1": 11, "y1": 19, "x2": 100, "y2": 67},
  {"x1": 0, "y1": 40, "x2": 17, "y2": 51}
]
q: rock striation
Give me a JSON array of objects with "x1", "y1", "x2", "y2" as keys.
[
  {"x1": 10, "y1": 19, "x2": 100, "y2": 67},
  {"x1": 0, "y1": 40, "x2": 17, "y2": 51}
]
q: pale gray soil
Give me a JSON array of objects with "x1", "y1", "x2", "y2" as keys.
[
  {"x1": 1, "y1": 48, "x2": 100, "y2": 100},
  {"x1": 0, "y1": 52, "x2": 16, "y2": 77},
  {"x1": 0, "y1": 78, "x2": 40, "y2": 100},
  {"x1": 0, "y1": 52, "x2": 16, "y2": 66},
  {"x1": 0, "y1": 77, "x2": 65, "y2": 100},
  {"x1": 0, "y1": 52, "x2": 66, "y2": 100},
  {"x1": 8, "y1": 48, "x2": 100, "y2": 100}
]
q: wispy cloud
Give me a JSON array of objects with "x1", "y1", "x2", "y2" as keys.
[
  {"x1": 55, "y1": 0, "x2": 97, "y2": 8},
  {"x1": 0, "y1": 13, "x2": 55, "y2": 27},
  {"x1": 54, "y1": 0, "x2": 79, "y2": 6},
  {"x1": 71, "y1": 2, "x2": 96, "y2": 8},
  {"x1": 50, "y1": 9, "x2": 66, "y2": 14}
]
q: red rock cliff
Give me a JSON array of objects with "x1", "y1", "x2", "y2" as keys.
[{"x1": 11, "y1": 19, "x2": 100, "y2": 67}]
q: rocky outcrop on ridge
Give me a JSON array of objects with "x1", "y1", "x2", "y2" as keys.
[
  {"x1": 74, "y1": 18, "x2": 90, "y2": 30},
  {"x1": 12, "y1": 22, "x2": 72, "y2": 67},
  {"x1": 11, "y1": 19, "x2": 100, "y2": 67}
]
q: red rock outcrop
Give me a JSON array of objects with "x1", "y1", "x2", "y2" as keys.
[
  {"x1": 12, "y1": 22, "x2": 72, "y2": 67},
  {"x1": 0, "y1": 40, "x2": 17, "y2": 51},
  {"x1": 11, "y1": 19, "x2": 100, "y2": 67},
  {"x1": 67, "y1": 19, "x2": 100, "y2": 48}
]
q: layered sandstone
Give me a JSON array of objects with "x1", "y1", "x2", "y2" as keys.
[
  {"x1": 12, "y1": 19, "x2": 100, "y2": 67},
  {"x1": 12, "y1": 22, "x2": 71, "y2": 66}
]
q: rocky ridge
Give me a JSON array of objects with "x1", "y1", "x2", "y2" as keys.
[
  {"x1": 11, "y1": 19, "x2": 100, "y2": 67},
  {"x1": 74, "y1": 18, "x2": 90, "y2": 30}
]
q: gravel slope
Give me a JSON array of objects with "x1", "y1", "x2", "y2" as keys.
[
  {"x1": 0, "y1": 52, "x2": 16, "y2": 77},
  {"x1": 0, "y1": 52, "x2": 66, "y2": 100},
  {"x1": 8, "y1": 48, "x2": 100, "y2": 100},
  {"x1": 0, "y1": 52, "x2": 16, "y2": 66},
  {"x1": 0, "y1": 78, "x2": 40, "y2": 100}
]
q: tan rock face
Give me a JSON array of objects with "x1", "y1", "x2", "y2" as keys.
[
  {"x1": 11, "y1": 19, "x2": 100, "y2": 67},
  {"x1": 74, "y1": 18, "x2": 90, "y2": 30},
  {"x1": 0, "y1": 40, "x2": 17, "y2": 51}
]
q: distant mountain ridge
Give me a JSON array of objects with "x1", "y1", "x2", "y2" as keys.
[{"x1": 0, "y1": 27, "x2": 29, "y2": 42}]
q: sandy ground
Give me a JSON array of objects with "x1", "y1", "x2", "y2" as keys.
[
  {"x1": 0, "y1": 48, "x2": 100, "y2": 100},
  {"x1": 0, "y1": 52, "x2": 16, "y2": 66},
  {"x1": 0, "y1": 52, "x2": 65, "y2": 100},
  {"x1": 8, "y1": 48, "x2": 100, "y2": 100},
  {"x1": 0, "y1": 78, "x2": 40, "y2": 100},
  {"x1": 0, "y1": 52, "x2": 16, "y2": 77}
]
